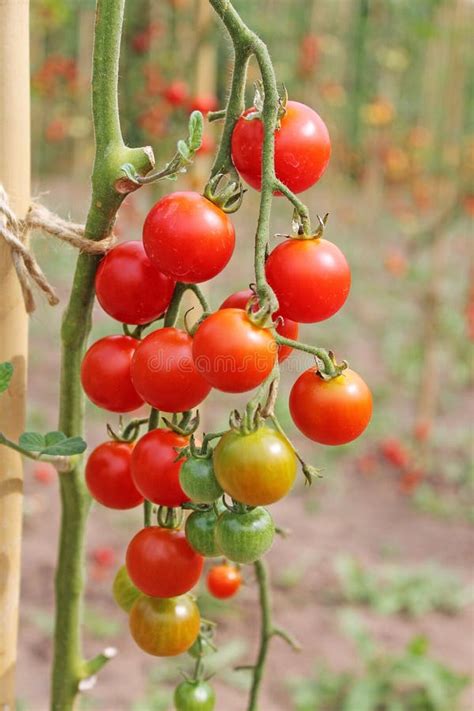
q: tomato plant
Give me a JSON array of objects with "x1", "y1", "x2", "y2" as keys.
[
  {"x1": 129, "y1": 594, "x2": 200, "y2": 657},
  {"x1": 215, "y1": 507, "x2": 275, "y2": 564},
  {"x1": 143, "y1": 192, "x2": 235, "y2": 283},
  {"x1": 265, "y1": 237, "x2": 351, "y2": 323},
  {"x1": 126, "y1": 526, "x2": 203, "y2": 598},
  {"x1": 192, "y1": 308, "x2": 277, "y2": 393},
  {"x1": 290, "y1": 367, "x2": 373, "y2": 445},
  {"x1": 219, "y1": 288, "x2": 299, "y2": 362},
  {"x1": 95, "y1": 241, "x2": 175, "y2": 325},
  {"x1": 213, "y1": 426, "x2": 297, "y2": 506},
  {"x1": 207, "y1": 564, "x2": 242, "y2": 599},
  {"x1": 174, "y1": 680, "x2": 216, "y2": 711},
  {"x1": 81, "y1": 335, "x2": 144, "y2": 412},
  {"x1": 231, "y1": 100, "x2": 330, "y2": 193},
  {"x1": 85, "y1": 441, "x2": 143, "y2": 509},
  {"x1": 131, "y1": 428, "x2": 189, "y2": 507},
  {"x1": 131, "y1": 327, "x2": 211, "y2": 412}
]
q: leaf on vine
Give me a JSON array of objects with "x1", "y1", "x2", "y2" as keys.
[
  {"x1": 41, "y1": 435, "x2": 87, "y2": 457},
  {"x1": 44, "y1": 431, "x2": 67, "y2": 447},
  {"x1": 188, "y1": 110, "x2": 203, "y2": 152},
  {"x1": 19, "y1": 432, "x2": 46, "y2": 451},
  {"x1": 0, "y1": 362, "x2": 13, "y2": 393},
  {"x1": 177, "y1": 140, "x2": 191, "y2": 162}
]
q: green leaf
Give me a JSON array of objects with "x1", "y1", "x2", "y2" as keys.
[
  {"x1": 40, "y1": 436, "x2": 87, "y2": 457},
  {"x1": 19, "y1": 432, "x2": 46, "y2": 451},
  {"x1": 120, "y1": 162, "x2": 140, "y2": 184},
  {"x1": 177, "y1": 139, "x2": 191, "y2": 161},
  {"x1": 0, "y1": 362, "x2": 13, "y2": 393},
  {"x1": 44, "y1": 431, "x2": 67, "y2": 447},
  {"x1": 188, "y1": 110, "x2": 203, "y2": 151}
]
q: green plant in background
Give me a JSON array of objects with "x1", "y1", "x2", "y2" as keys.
[
  {"x1": 333, "y1": 555, "x2": 472, "y2": 617},
  {"x1": 288, "y1": 613, "x2": 469, "y2": 711}
]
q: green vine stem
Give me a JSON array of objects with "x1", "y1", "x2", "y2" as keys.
[
  {"x1": 246, "y1": 560, "x2": 300, "y2": 711},
  {"x1": 51, "y1": 1, "x2": 155, "y2": 708}
]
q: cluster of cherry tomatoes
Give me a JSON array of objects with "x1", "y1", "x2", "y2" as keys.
[{"x1": 80, "y1": 97, "x2": 372, "y2": 708}]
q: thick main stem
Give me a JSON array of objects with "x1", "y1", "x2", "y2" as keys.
[{"x1": 51, "y1": 1, "x2": 153, "y2": 709}]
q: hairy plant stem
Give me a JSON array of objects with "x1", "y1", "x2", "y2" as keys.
[{"x1": 51, "y1": 1, "x2": 154, "y2": 708}]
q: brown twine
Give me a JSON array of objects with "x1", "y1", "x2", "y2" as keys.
[{"x1": 0, "y1": 184, "x2": 117, "y2": 314}]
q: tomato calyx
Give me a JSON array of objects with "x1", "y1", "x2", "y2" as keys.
[
  {"x1": 313, "y1": 350, "x2": 348, "y2": 382},
  {"x1": 244, "y1": 80, "x2": 288, "y2": 127},
  {"x1": 156, "y1": 505, "x2": 184, "y2": 530},
  {"x1": 203, "y1": 172, "x2": 245, "y2": 214},
  {"x1": 163, "y1": 410, "x2": 200, "y2": 438},
  {"x1": 106, "y1": 416, "x2": 149, "y2": 443}
]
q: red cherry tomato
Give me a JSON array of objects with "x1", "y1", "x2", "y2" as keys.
[
  {"x1": 126, "y1": 526, "x2": 203, "y2": 597},
  {"x1": 163, "y1": 80, "x2": 188, "y2": 106},
  {"x1": 95, "y1": 242, "x2": 175, "y2": 325},
  {"x1": 188, "y1": 94, "x2": 218, "y2": 114},
  {"x1": 206, "y1": 564, "x2": 242, "y2": 599},
  {"x1": 91, "y1": 546, "x2": 116, "y2": 568},
  {"x1": 131, "y1": 327, "x2": 211, "y2": 412},
  {"x1": 192, "y1": 309, "x2": 277, "y2": 393},
  {"x1": 289, "y1": 367, "x2": 372, "y2": 445},
  {"x1": 143, "y1": 192, "x2": 235, "y2": 284},
  {"x1": 86, "y1": 441, "x2": 143, "y2": 509},
  {"x1": 265, "y1": 238, "x2": 351, "y2": 323},
  {"x1": 131, "y1": 429, "x2": 189, "y2": 507},
  {"x1": 231, "y1": 100, "x2": 330, "y2": 194},
  {"x1": 33, "y1": 462, "x2": 55, "y2": 485},
  {"x1": 219, "y1": 288, "x2": 299, "y2": 362},
  {"x1": 81, "y1": 335, "x2": 144, "y2": 413}
]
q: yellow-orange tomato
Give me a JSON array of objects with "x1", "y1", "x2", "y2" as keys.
[
  {"x1": 129, "y1": 594, "x2": 200, "y2": 657},
  {"x1": 213, "y1": 426, "x2": 297, "y2": 506}
]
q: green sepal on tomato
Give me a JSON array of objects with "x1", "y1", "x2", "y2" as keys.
[
  {"x1": 213, "y1": 426, "x2": 297, "y2": 506},
  {"x1": 174, "y1": 680, "x2": 216, "y2": 711},
  {"x1": 129, "y1": 594, "x2": 200, "y2": 657},
  {"x1": 215, "y1": 507, "x2": 274, "y2": 564}
]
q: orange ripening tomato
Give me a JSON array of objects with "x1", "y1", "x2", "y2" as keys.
[
  {"x1": 206, "y1": 564, "x2": 242, "y2": 599},
  {"x1": 129, "y1": 594, "x2": 200, "y2": 657}
]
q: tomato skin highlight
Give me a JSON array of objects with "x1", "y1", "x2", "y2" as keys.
[
  {"x1": 174, "y1": 679, "x2": 216, "y2": 711},
  {"x1": 265, "y1": 238, "x2": 351, "y2": 323},
  {"x1": 85, "y1": 441, "x2": 143, "y2": 509},
  {"x1": 95, "y1": 241, "x2": 175, "y2": 325},
  {"x1": 290, "y1": 367, "x2": 373, "y2": 445},
  {"x1": 179, "y1": 456, "x2": 223, "y2": 504},
  {"x1": 131, "y1": 327, "x2": 211, "y2": 412},
  {"x1": 215, "y1": 508, "x2": 275, "y2": 564},
  {"x1": 112, "y1": 564, "x2": 141, "y2": 613},
  {"x1": 129, "y1": 594, "x2": 200, "y2": 657},
  {"x1": 81, "y1": 335, "x2": 144, "y2": 413},
  {"x1": 206, "y1": 564, "x2": 241, "y2": 599},
  {"x1": 126, "y1": 526, "x2": 204, "y2": 597},
  {"x1": 219, "y1": 288, "x2": 299, "y2": 362},
  {"x1": 192, "y1": 309, "x2": 277, "y2": 393},
  {"x1": 185, "y1": 504, "x2": 223, "y2": 558},
  {"x1": 231, "y1": 100, "x2": 330, "y2": 194},
  {"x1": 131, "y1": 429, "x2": 189, "y2": 507},
  {"x1": 143, "y1": 192, "x2": 235, "y2": 284},
  {"x1": 213, "y1": 426, "x2": 297, "y2": 506}
]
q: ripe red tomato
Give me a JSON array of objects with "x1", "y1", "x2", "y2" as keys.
[
  {"x1": 126, "y1": 526, "x2": 203, "y2": 597},
  {"x1": 231, "y1": 100, "x2": 330, "y2": 194},
  {"x1": 379, "y1": 438, "x2": 410, "y2": 469},
  {"x1": 265, "y1": 238, "x2": 351, "y2": 323},
  {"x1": 95, "y1": 241, "x2": 175, "y2": 325},
  {"x1": 188, "y1": 94, "x2": 218, "y2": 114},
  {"x1": 91, "y1": 546, "x2": 115, "y2": 568},
  {"x1": 131, "y1": 429, "x2": 189, "y2": 507},
  {"x1": 219, "y1": 288, "x2": 299, "y2": 362},
  {"x1": 86, "y1": 441, "x2": 143, "y2": 509},
  {"x1": 131, "y1": 327, "x2": 211, "y2": 412},
  {"x1": 192, "y1": 309, "x2": 277, "y2": 393},
  {"x1": 81, "y1": 335, "x2": 144, "y2": 413},
  {"x1": 129, "y1": 594, "x2": 200, "y2": 657},
  {"x1": 163, "y1": 80, "x2": 188, "y2": 106},
  {"x1": 143, "y1": 192, "x2": 235, "y2": 284},
  {"x1": 290, "y1": 367, "x2": 372, "y2": 445},
  {"x1": 206, "y1": 564, "x2": 242, "y2": 599}
]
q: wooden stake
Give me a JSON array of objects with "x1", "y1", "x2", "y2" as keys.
[{"x1": 0, "y1": 1, "x2": 30, "y2": 707}]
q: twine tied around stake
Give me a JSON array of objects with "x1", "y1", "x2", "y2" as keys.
[{"x1": 0, "y1": 184, "x2": 117, "y2": 313}]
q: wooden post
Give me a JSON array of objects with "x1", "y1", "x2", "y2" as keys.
[{"x1": 0, "y1": 1, "x2": 30, "y2": 707}]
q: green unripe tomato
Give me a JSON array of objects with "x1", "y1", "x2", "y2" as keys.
[
  {"x1": 185, "y1": 502, "x2": 224, "y2": 558},
  {"x1": 179, "y1": 456, "x2": 223, "y2": 504},
  {"x1": 215, "y1": 507, "x2": 274, "y2": 564},
  {"x1": 174, "y1": 680, "x2": 216, "y2": 711},
  {"x1": 112, "y1": 564, "x2": 141, "y2": 612}
]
